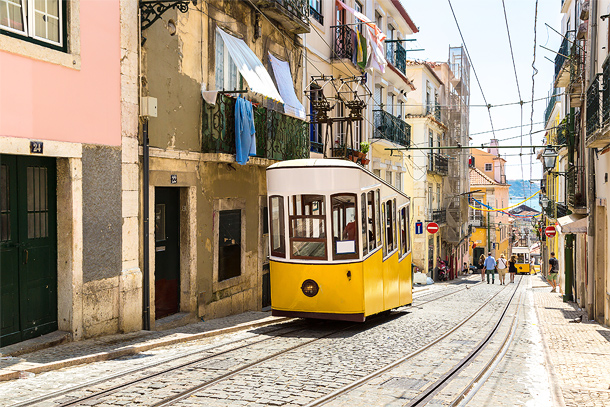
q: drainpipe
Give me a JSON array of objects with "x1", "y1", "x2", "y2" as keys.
[
  {"x1": 487, "y1": 210, "x2": 491, "y2": 253},
  {"x1": 142, "y1": 118, "x2": 151, "y2": 330},
  {"x1": 564, "y1": 234, "x2": 574, "y2": 302}
]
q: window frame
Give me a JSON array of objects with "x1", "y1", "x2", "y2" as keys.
[
  {"x1": 268, "y1": 195, "x2": 286, "y2": 258},
  {"x1": 215, "y1": 29, "x2": 242, "y2": 92},
  {"x1": 288, "y1": 194, "x2": 327, "y2": 260},
  {"x1": 484, "y1": 163, "x2": 493, "y2": 172},
  {"x1": 0, "y1": 0, "x2": 67, "y2": 52},
  {"x1": 361, "y1": 193, "x2": 368, "y2": 257},
  {"x1": 331, "y1": 193, "x2": 359, "y2": 261}
]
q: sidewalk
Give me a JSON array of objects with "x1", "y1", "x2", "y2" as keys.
[
  {"x1": 533, "y1": 276, "x2": 610, "y2": 407},
  {"x1": 0, "y1": 311, "x2": 289, "y2": 382}
]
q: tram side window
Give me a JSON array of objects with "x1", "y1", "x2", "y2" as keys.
[
  {"x1": 375, "y1": 189, "x2": 382, "y2": 248},
  {"x1": 367, "y1": 191, "x2": 376, "y2": 252},
  {"x1": 406, "y1": 204, "x2": 411, "y2": 253},
  {"x1": 385, "y1": 200, "x2": 394, "y2": 253},
  {"x1": 399, "y1": 207, "x2": 407, "y2": 257},
  {"x1": 289, "y1": 195, "x2": 326, "y2": 260},
  {"x1": 381, "y1": 201, "x2": 387, "y2": 257},
  {"x1": 331, "y1": 194, "x2": 359, "y2": 260},
  {"x1": 269, "y1": 196, "x2": 285, "y2": 258},
  {"x1": 516, "y1": 253, "x2": 527, "y2": 263},
  {"x1": 361, "y1": 193, "x2": 368, "y2": 256},
  {"x1": 393, "y1": 198, "x2": 397, "y2": 253}
]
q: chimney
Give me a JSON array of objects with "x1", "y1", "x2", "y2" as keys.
[{"x1": 487, "y1": 139, "x2": 499, "y2": 156}]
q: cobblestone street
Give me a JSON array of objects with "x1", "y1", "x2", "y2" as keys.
[{"x1": 1, "y1": 275, "x2": 610, "y2": 406}]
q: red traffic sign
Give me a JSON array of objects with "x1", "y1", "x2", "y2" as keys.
[
  {"x1": 427, "y1": 222, "x2": 439, "y2": 234},
  {"x1": 545, "y1": 226, "x2": 557, "y2": 238}
]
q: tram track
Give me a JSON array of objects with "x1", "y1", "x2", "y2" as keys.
[
  {"x1": 11, "y1": 278, "x2": 489, "y2": 407},
  {"x1": 305, "y1": 278, "x2": 521, "y2": 407}
]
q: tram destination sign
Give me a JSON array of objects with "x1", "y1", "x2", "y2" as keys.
[
  {"x1": 427, "y1": 222, "x2": 439, "y2": 234},
  {"x1": 545, "y1": 226, "x2": 557, "y2": 238}
]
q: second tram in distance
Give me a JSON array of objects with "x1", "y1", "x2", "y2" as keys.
[{"x1": 266, "y1": 159, "x2": 413, "y2": 322}]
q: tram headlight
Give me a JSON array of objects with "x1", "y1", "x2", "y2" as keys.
[{"x1": 301, "y1": 279, "x2": 319, "y2": 297}]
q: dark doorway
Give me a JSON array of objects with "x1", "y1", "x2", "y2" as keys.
[
  {"x1": 0, "y1": 155, "x2": 57, "y2": 347},
  {"x1": 261, "y1": 204, "x2": 270, "y2": 308},
  {"x1": 155, "y1": 187, "x2": 180, "y2": 319},
  {"x1": 473, "y1": 247, "x2": 485, "y2": 266}
]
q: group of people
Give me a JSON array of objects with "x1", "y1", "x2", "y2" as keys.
[{"x1": 476, "y1": 252, "x2": 518, "y2": 285}]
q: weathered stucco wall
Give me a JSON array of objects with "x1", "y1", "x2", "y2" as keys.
[{"x1": 82, "y1": 145, "x2": 122, "y2": 283}]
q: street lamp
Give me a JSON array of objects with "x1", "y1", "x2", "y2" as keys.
[
  {"x1": 540, "y1": 195, "x2": 550, "y2": 210},
  {"x1": 541, "y1": 146, "x2": 559, "y2": 172}
]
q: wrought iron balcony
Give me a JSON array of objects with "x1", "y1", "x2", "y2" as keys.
[
  {"x1": 586, "y1": 75, "x2": 601, "y2": 140},
  {"x1": 373, "y1": 109, "x2": 410, "y2": 147},
  {"x1": 435, "y1": 103, "x2": 442, "y2": 122},
  {"x1": 251, "y1": 0, "x2": 310, "y2": 34},
  {"x1": 428, "y1": 153, "x2": 448, "y2": 175},
  {"x1": 385, "y1": 40, "x2": 406, "y2": 74},
  {"x1": 544, "y1": 201, "x2": 568, "y2": 219},
  {"x1": 544, "y1": 87, "x2": 560, "y2": 125},
  {"x1": 603, "y1": 61, "x2": 610, "y2": 127},
  {"x1": 554, "y1": 34, "x2": 573, "y2": 87},
  {"x1": 331, "y1": 24, "x2": 356, "y2": 62},
  {"x1": 567, "y1": 165, "x2": 586, "y2": 208},
  {"x1": 556, "y1": 120, "x2": 568, "y2": 146},
  {"x1": 202, "y1": 95, "x2": 309, "y2": 161}
]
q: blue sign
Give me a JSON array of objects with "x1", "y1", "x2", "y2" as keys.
[{"x1": 415, "y1": 222, "x2": 423, "y2": 235}]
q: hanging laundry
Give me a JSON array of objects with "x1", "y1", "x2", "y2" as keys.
[
  {"x1": 268, "y1": 54, "x2": 306, "y2": 119},
  {"x1": 235, "y1": 96, "x2": 257, "y2": 165},
  {"x1": 356, "y1": 31, "x2": 367, "y2": 71},
  {"x1": 337, "y1": 0, "x2": 386, "y2": 73},
  {"x1": 351, "y1": 29, "x2": 359, "y2": 66},
  {"x1": 201, "y1": 83, "x2": 218, "y2": 106}
]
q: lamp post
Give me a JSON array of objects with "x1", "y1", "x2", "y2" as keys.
[{"x1": 541, "y1": 146, "x2": 559, "y2": 173}]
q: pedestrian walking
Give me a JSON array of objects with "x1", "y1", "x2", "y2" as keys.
[
  {"x1": 496, "y1": 253, "x2": 508, "y2": 285},
  {"x1": 478, "y1": 254, "x2": 485, "y2": 281},
  {"x1": 548, "y1": 251, "x2": 559, "y2": 292},
  {"x1": 509, "y1": 254, "x2": 518, "y2": 283},
  {"x1": 462, "y1": 262, "x2": 468, "y2": 275},
  {"x1": 484, "y1": 252, "x2": 497, "y2": 284}
]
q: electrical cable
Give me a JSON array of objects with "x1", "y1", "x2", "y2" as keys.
[{"x1": 447, "y1": 0, "x2": 496, "y2": 139}]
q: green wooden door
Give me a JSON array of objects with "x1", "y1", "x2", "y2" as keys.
[{"x1": 0, "y1": 155, "x2": 57, "y2": 347}]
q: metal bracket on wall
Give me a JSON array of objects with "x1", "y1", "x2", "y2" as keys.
[{"x1": 140, "y1": 0, "x2": 196, "y2": 32}]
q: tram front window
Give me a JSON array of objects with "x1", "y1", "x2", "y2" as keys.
[
  {"x1": 332, "y1": 194, "x2": 359, "y2": 260},
  {"x1": 289, "y1": 195, "x2": 326, "y2": 259}
]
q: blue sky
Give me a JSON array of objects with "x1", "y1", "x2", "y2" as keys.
[{"x1": 401, "y1": 0, "x2": 563, "y2": 184}]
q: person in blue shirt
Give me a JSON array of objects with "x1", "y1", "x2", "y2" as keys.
[{"x1": 484, "y1": 252, "x2": 497, "y2": 284}]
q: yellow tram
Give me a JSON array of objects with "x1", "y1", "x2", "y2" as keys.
[
  {"x1": 266, "y1": 159, "x2": 413, "y2": 322},
  {"x1": 512, "y1": 247, "x2": 534, "y2": 275}
]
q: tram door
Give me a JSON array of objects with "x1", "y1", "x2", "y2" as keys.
[
  {"x1": 155, "y1": 187, "x2": 180, "y2": 319},
  {"x1": 0, "y1": 155, "x2": 57, "y2": 347}
]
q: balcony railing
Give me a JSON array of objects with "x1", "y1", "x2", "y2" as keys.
[
  {"x1": 554, "y1": 35, "x2": 571, "y2": 85},
  {"x1": 428, "y1": 153, "x2": 448, "y2": 175},
  {"x1": 432, "y1": 209, "x2": 446, "y2": 224},
  {"x1": 544, "y1": 87, "x2": 560, "y2": 125},
  {"x1": 331, "y1": 24, "x2": 355, "y2": 61},
  {"x1": 603, "y1": 61, "x2": 610, "y2": 126},
  {"x1": 385, "y1": 40, "x2": 406, "y2": 74},
  {"x1": 544, "y1": 201, "x2": 568, "y2": 219},
  {"x1": 586, "y1": 75, "x2": 601, "y2": 138},
  {"x1": 567, "y1": 165, "x2": 586, "y2": 208},
  {"x1": 373, "y1": 109, "x2": 410, "y2": 147},
  {"x1": 556, "y1": 120, "x2": 568, "y2": 145},
  {"x1": 252, "y1": 0, "x2": 310, "y2": 34},
  {"x1": 435, "y1": 103, "x2": 441, "y2": 122},
  {"x1": 202, "y1": 95, "x2": 309, "y2": 161}
]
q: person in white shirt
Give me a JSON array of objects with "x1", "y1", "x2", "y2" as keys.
[{"x1": 496, "y1": 253, "x2": 508, "y2": 285}]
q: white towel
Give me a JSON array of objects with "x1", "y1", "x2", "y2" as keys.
[{"x1": 201, "y1": 83, "x2": 218, "y2": 105}]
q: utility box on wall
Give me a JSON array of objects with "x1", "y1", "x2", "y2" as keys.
[{"x1": 141, "y1": 96, "x2": 158, "y2": 118}]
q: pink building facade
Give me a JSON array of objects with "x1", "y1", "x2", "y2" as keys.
[{"x1": 0, "y1": 0, "x2": 141, "y2": 348}]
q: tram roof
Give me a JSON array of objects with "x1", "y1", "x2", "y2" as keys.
[{"x1": 268, "y1": 158, "x2": 360, "y2": 170}]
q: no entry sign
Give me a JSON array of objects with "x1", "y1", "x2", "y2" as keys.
[
  {"x1": 545, "y1": 226, "x2": 557, "y2": 238},
  {"x1": 427, "y1": 222, "x2": 439, "y2": 234}
]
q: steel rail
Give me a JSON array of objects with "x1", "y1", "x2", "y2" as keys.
[
  {"x1": 304, "y1": 279, "x2": 516, "y2": 407},
  {"x1": 14, "y1": 281, "x2": 479, "y2": 407},
  {"x1": 11, "y1": 321, "x2": 304, "y2": 407},
  {"x1": 451, "y1": 285, "x2": 525, "y2": 406},
  {"x1": 404, "y1": 277, "x2": 524, "y2": 406}
]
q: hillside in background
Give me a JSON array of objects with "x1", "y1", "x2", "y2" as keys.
[{"x1": 507, "y1": 179, "x2": 541, "y2": 210}]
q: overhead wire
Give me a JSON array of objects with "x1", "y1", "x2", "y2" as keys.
[{"x1": 447, "y1": 0, "x2": 497, "y2": 139}]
